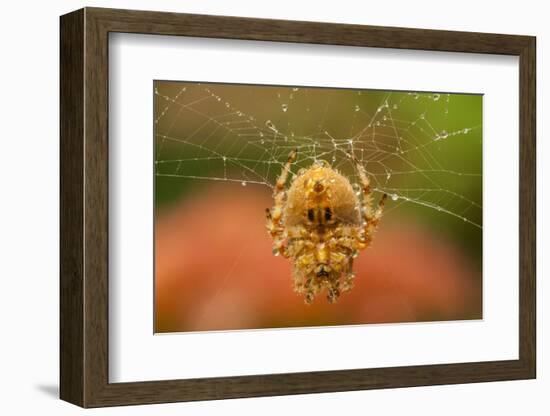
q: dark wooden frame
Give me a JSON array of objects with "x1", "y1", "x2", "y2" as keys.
[{"x1": 60, "y1": 7, "x2": 536, "y2": 408}]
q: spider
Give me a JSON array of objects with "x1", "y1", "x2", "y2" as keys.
[{"x1": 266, "y1": 150, "x2": 387, "y2": 304}]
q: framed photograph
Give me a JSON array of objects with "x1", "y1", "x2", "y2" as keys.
[{"x1": 60, "y1": 7, "x2": 536, "y2": 408}]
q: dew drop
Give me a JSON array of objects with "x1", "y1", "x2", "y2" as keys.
[
  {"x1": 292, "y1": 87, "x2": 299, "y2": 92},
  {"x1": 386, "y1": 172, "x2": 391, "y2": 180},
  {"x1": 439, "y1": 130, "x2": 449, "y2": 139},
  {"x1": 420, "y1": 113, "x2": 425, "y2": 119},
  {"x1": 281, "y1": 104, "x2": 288, "y2": 112},
  {"x1": 391, "y1": 194, "x2": 399, "y2": 201},
  {"x1": 463, "y1": 128, "x2": 470, "y2": 134},
  {"x1": 241, "y1": 181, "x2": 247, "y2": 187},
  {"x1": 433, "y1": 93, "x2": 441, "y2": 101},
  {"x1": 272, "y1": 247, "x2": 280, "y2": 256},
  {"x1": 355, "y1": 105, "x2": 360, "y2": 112},
  {"x1": 265, "y1": 120, "x2": 278, "y2": 132}
]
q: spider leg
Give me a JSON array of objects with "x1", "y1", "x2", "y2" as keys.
[
  {"x1": 353, "y1": 156, "x2": 387, "y2": 249},
  {"x1": 340, "y1": 258, "x2": 356, "y2": 292},
  {"x1": 266, "y1": 149, "x2": 298, "y2": 257}
]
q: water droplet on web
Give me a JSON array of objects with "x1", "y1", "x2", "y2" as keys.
[
  {"x1": 281, "y1": 104, "x2": 288, "y2": 112},
  {"x1": 391, "y1": 194, "x2": 399, "y2": 201},
  {"x1": 331, "y1": 155, "x2": 337, "y2": 162},
  {"x1": 413, "y1": 93, "x2": 419, "y2": 100},
  {"x1": 386, "y1": 172, "x2": 391, "y2": 180},
  {"x1": 355, "y1": 105, "x2": 360, "y2": 112},
  {"x1": 439, "y1": 130, "x2": 449, "y2": 139},
  {"x1": 420, "y1": 113, "x2": 425, "y2": 119},
  {"x1": 217, "y1": 97, "x2": 221, "y2": 101},
  {"x1": 241, "y1": 181, "x2": 247, "y2": 187},
  {"x1": 292, "y1": 87, "x2": 299, "y2": 92},
  {"x1": 265, "y1": 120, "x2": 278, "y2": 132},
  {"x1": 377, "y1": 107, "x2": 382, "y2": 113},
  {"x1": 463, "y1": 128, "x2": 470, "y2": 134},
  {"x1": 375, "y1": 121, "x2": 381, "y2": 126},
  {"x1": 260, "y1": 139, "x2": 265, "y2": 144},
  {"x1": 225, "y1": 102, "x2": 230, "y2": 108},
  {"x1": 272, "y1": 247, "x2": 280, "y2": 256},
  {"x1": 383, "y1": 116, "x2": 387, "y2": 121},
  {"x1": 433, "y1": 93, "x2": 441, "y2": 101}
]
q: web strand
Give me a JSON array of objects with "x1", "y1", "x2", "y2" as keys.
[{"x1": 155, "y1": 83, "x2": 482, "y2": 229}]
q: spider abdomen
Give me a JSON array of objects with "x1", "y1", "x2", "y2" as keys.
[{"x1": 283, "y1": 164, "x2": 361, "y2": 228}]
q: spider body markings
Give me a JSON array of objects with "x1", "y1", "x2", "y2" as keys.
[{"x1": 266, "y1": 150, "x2": 387, "y2": 304}]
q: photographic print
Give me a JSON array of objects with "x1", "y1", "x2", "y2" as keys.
[{"x1": 154, "y1": 81, "x2": 482, "y2": 333}]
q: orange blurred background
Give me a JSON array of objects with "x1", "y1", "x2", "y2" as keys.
[{"x1": 155, "y1": 183, "x2": 481, "y2": 333}]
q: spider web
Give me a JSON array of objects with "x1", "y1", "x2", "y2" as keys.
[{"x1": 154, "y1": 82, "x2": 482, "y2": 228}]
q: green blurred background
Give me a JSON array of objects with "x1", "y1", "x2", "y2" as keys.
[{"x1": 154, "y1": 81, "x2": 482, "y2": 333}]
